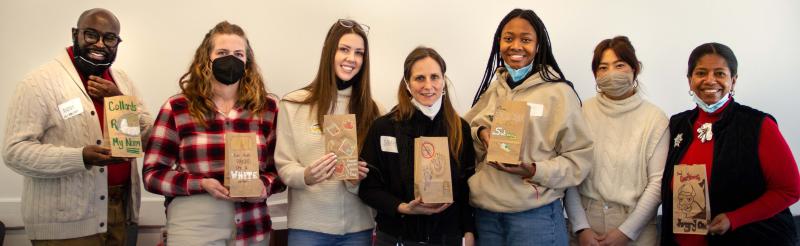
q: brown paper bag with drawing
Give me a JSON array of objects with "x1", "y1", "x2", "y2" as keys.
[
  {"x1": 104, "y1": 95, "x2": 143, "y2": 157},
  {"x1": 673, "y1": 164, "x2": 711, "y2": 235},
  {"x1": 324, "y1": 114, "x2": 359, "y2": 180},
  {"x1": 486, "y1": 101, "x2": 530, "y2": 165},
  {"x1": 414, "y1": 137, "x2": 453, "y2": 203},
  {"x1": 224, "y1": 132, "x2": 263, "y2": 197}
]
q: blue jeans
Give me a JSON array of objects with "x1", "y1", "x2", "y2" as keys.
[
  {"x1": 475, "y1": 200, "x2": 568, "y2": 246},
  {"x1": 287, "y1": 228, "x2": 373, "y2": 246}
]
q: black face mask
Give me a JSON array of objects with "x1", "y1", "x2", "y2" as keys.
[
  {"x1": 72, "y1": 38, "x2": 116, "y2": 76},
  {"x1": 212, "y1": 55, "x2": 245, "y2": 85}
]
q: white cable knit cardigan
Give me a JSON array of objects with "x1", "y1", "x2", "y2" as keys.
[{"x1": 3, "y1": 49, "x2": 153, "y2": 240}]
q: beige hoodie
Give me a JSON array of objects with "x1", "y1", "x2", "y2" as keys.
[{"x1": 465, "y1": 67, "x2": 594, "y2": 213}]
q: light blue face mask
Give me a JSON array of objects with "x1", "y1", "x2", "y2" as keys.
[
  {"x1": 692, "y1": 92, "x2": 730, "y2": 113},
  {"x1": 504, "y1": 62, "x2": 534, "y2": 83}
]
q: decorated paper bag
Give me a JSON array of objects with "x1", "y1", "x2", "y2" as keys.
[
  {"x1": 673, "y1": 164, "x2": 711, "y2": 235},
  {"x1": 324, "y1": 114, "x2": 359, "y2": 180},
  {"x1": 414, "y1": 137, "x2": 453, "y2": 203},
  {"x1": 104, "y1": 95, "x2": 143, "y2": 157},
  {"x1": 224, "y1": 132, "x2": 262, "y2": 197},
  {"x1": 486, "y1": 101, "x2": 530, "y2": 165}
]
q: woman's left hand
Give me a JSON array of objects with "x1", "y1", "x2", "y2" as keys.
[
  {"x1": 709, "y1": 213, "x2": 731, "y2": 235},
  {"x1": 463, "y1": 232, "x2": 475, "y2": 246},
  {"x1": 245, "y1": 182, "x2": 269, "y2": 203},
  {"x1": 347, "y1": 161, "x2": 369, "y2": 185},
  {"x1": 488, "y1": 161, "x2": 535, "y2": 178},
  {"x1": 596, "y1": 228, "x2": 631, "y2": 246}
]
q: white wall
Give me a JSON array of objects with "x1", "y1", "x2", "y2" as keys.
[{"x1": 1, "y1": 0, "x2": 798, "y2": 232}]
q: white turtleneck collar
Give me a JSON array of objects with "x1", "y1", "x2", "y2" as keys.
[{"x1": 595, "y1": 91, "x2": 643, "y2": 116}]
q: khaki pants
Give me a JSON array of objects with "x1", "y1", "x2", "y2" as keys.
[
  {"x1": 166, "y1": 194, "x2": 269, "y2": 246},
  {"x1": 32, "y1": 185, "x2": 129, "y2": 246},
  {"x1": 569, "y1": 197, "x2": 658, "y2": 246}
]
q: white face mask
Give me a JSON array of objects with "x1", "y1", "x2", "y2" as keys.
[
  {"x1": 406, "y1": 82, "x2": 443, "y2": 120},
  {"x1": 596, "y1": 70, "x2": 635, "y2": 97}
]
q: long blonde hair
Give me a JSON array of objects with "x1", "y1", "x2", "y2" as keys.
[
  {"x1": 179, "y1": 21, "x2": 270, "y2": 125},
  {"x1": 394, "y1": 47, "x2": 464, "y2": 164},
  {"x1": 287, "y1": 19, "x2": 380, "y2": 149}
]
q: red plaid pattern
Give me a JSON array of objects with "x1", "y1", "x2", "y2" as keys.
[{"x1": 143, "y1": 94, "x2": 285, "y2": 245}]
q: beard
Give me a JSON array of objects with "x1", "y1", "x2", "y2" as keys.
[{"x1": 72, "y1": 38, "x2": 117, "y2": 76}]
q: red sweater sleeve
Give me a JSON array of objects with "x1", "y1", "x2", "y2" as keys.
[{"x1": 727, "y1": 117, "x2": 800, "y2": 230}]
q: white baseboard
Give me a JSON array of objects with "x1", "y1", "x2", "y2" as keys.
[{"x1": 0, "y1": 192, "x2": 288, "y2": 230}]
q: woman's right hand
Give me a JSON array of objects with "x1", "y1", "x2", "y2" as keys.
[
  {"x1": 304, "y1": 153, "x2": 338, "y2": 186},
  {"x1": 200, "y1": 178, "x2": 242, "y2": 202},
  {"x1": 397, "y1": 197, "x2": 451, "y2": 215},
  {"x1": 478, "y1": 126, "x2": 490, "y2": 147},
  {"x1": 578, "y1": 229, "x2": 601, "y2": 246}
]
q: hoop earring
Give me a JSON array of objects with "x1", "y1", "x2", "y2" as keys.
[
  {"x1": 688, "y1": 90, "x2": 695, "y2": 96},
  {"x1": 730, "y1": 90, "x2": 735, "y2": 97},
  {"x1": 596, "y1": 84, "x2": 602, "y2": 93}
]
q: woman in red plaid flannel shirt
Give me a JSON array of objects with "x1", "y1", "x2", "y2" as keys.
[{"x1": 142, "y1": 21, "x2": 285, "y2": 246}]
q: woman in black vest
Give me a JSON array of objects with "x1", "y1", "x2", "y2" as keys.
[
  {"x1": 660, "y1": 42, "x2": 800, "y2": 245},
  {"x1": 359, "y1": 47, "x2": 476, "y2": 246}
]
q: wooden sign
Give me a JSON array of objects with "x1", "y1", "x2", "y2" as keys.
[
  {"x1": 324, "y1": 114, "x2": 359, "y2": 180},
  {"x1": 673, "y1": 164, "x2": 711, "y2": 235},
  {"x1": 486, "y1": 101, "x2": 530, "y2": 165},
  {"x1": 104, "y1": 96, "x2": 143, "y2": 157},
  {"x1": 225, "y1": 133, "x2": 262, "y2": 197},
  {"x1": 414, "y1": 137, "x2": 453, "y2": 203}
]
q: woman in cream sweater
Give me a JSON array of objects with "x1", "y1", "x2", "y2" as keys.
[
  {"x1": 274, "y1": 19, "x2": 383, "y2": 245},
  {"x1": 564, "y1": 36, "x2": 668, "y2": 246}
]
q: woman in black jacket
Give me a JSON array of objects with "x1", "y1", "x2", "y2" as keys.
[{"x1": 359, "y1": 46, "x2": 476, "y2": 246}]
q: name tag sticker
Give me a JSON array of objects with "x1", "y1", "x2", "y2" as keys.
[
  {"x1": 380, "y1": 136, "x2": 398, "y2": 153},
  {"x1": 527, "y1": 103, "x2": 544, "y2": 117},
  {"x1": 58, "y1": 97, "x2": 84, "y2": 120}
]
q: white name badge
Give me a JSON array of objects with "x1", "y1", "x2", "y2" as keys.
[
  {"x1": 527, "y1": 103, "x2": 544, "y2": 117},
  {"x1": 58, "y1": 97, "x2": 84, "y2": 120},
  {"x1": 380, "y1": 136, "x2": 398, "y2": 153}
]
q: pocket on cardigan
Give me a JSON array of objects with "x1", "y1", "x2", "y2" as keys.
[{"x1": 55, "y1": 175, "x2": 93, "y2": 222}]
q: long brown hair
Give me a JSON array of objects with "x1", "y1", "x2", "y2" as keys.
[
  {"x1": 394, "y1": 47, "x2": 464, "y2": 164},
  {"x1": 179, "y1": 21, "x2": 270, "y2": 126},
  {"x1": 288, "y1": 19, "x2": 380, "y2": 149}
]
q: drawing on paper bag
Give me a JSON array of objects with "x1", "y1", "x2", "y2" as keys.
[
  {"x1": 673, "y1": 164, "x2": 711, "y2": 235},
  {"x1": 224, "y1": 132, "x2": 262, "y2": 197},
  {"x1": 486, "y1": 101, "x2": 530, "y2": 165},
  {"x1": 324, "y1": 114, "x2": 359, "y2": 180},
  {"x1": 414, "y1": 137, "x2": 453, "y2": 203},
  {"x1": 104, "y1": 95, "x2": 143, "y2": 157}
]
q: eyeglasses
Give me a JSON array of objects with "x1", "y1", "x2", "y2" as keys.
[
  {"x1": 338, "y1": 19, "x2": 370, "y2": 34},
  {"x1": 73, "y1": 28, "x2": 122, "y2": 47}
]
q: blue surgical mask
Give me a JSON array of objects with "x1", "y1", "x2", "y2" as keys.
[
  {"x1": 504, "y1": 62, "x2": 534, "y2": 83},
  {"x1": 692, "y1": 92, "x2": 730, "y2": 113}
]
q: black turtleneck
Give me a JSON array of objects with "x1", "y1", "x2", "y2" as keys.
[{"x1": 337, "y1": 78, "x2": 354, "y2": 90}]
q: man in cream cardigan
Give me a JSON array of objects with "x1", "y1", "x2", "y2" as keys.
[{"x1": 2, "y1": 8, "x2": 153, "y2": 245}]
